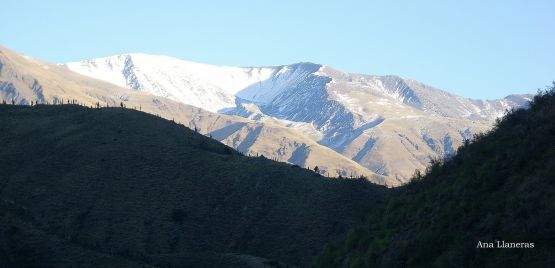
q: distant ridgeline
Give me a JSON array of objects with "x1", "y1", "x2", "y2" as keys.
[
  {"x1": 314, "y1": 85, "x2": 555, "y2": 268},
  {"x1": 0, "y1": 103, "x2": 388, "y2": 267}
]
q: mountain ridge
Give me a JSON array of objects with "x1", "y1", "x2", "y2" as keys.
[
  {"x1": 64, "y1": 53, "x2": 531, "y2": 182},
  {"x1": 0, "y1": 44, "x2": 532, "y2": 184},
  {"x1": 0, "y1": 45, "x2": 390, "y2": 185}
]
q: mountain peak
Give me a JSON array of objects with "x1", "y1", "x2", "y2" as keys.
[
  {"x1": 61, "y1": 52, "x2": 531, "y2": 182},
  {"x1": 1, "y1": 45, "x2": 530, "y2": 184}
]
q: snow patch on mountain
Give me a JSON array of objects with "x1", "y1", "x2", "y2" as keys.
[
  {"x1": 67, "y1": 54, "x2": 280, "y2": 112},
  {"x1": 64, "y1": 53, "x2": 532, "y2": 182}
]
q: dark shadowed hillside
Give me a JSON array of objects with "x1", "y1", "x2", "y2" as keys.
[
  {"x1": 0, "y1": 104, "x2": 389, "y2": 268},
  {"x1": 314, "y1": 86, "x2": 555, "y2": 268}
]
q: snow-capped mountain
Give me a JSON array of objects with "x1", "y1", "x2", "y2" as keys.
[
  {"x1": 1, "y1": 45, "x2": 389, "y2": 185},
  {"x1": 64, "y1": 54, "x2": 531, "y2": 183},
  {"x1": 66, "y1": 54, "x2": 316, "y2": 113}
]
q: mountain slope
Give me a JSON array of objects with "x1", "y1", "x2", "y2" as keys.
[
  {"x1": 313, "y1": 86, "x2": 555, "y2": 268},
  {"x1": 0, "y1": 45, "x2": 388, "y2": 185},
  {"x1": 65, "y1": 54, "x2": 314, "y2": 113},
  {"x1": 0, "y1": 104, "x2": 390, "y2": 267},
  {"x1": 66, "y1": 54, "x2": 531, "y2": 182}
]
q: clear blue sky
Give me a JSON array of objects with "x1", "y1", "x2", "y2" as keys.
[{"x1": 2, "y1": 0, "x2": 553, "y2": 99}]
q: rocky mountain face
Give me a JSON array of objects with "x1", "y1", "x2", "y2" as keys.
[
  {"x1": 0, "y1": 46, "x2": 387, "y2": 185},
  {"x1": 65, "y1": 53, "x2": 531, "y2": 184}
]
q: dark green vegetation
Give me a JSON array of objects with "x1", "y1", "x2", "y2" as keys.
[
  {"x1": 2, "y1": 88, "x2": 554, "y2": 268},
  {"x1": 0, "y1": 105, "x2": 389, "y2": 267},
  {"x1": 314, "y1": 86, "x2": 555, "y2": 267}
]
